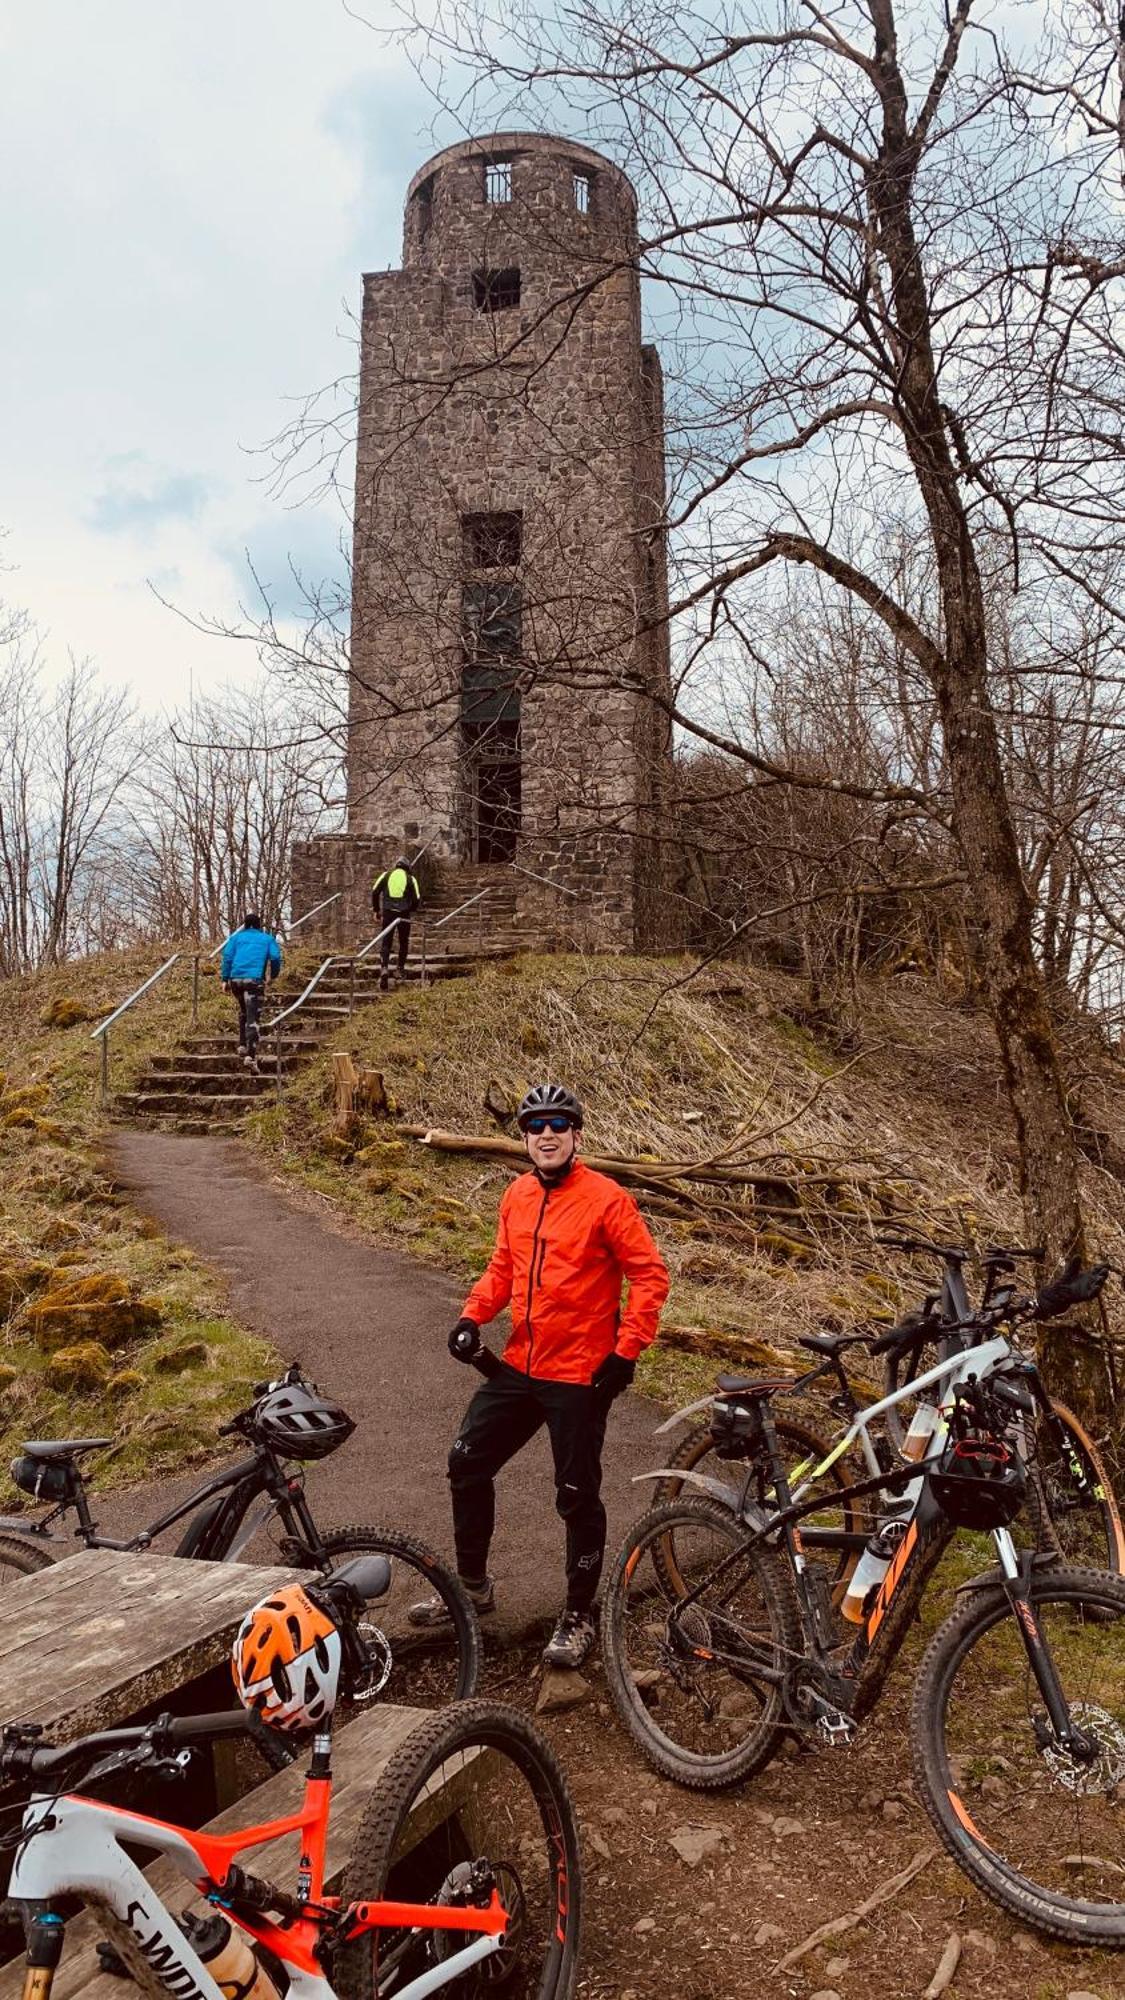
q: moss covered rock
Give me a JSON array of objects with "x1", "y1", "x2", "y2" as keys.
[
  {"x1": 108, "y1": 1368, "x2": 144, "y2": 1399},
  {"x1": 26, "y1": 1272, "x2": 163, "y2": 1352},
  {"x1": 0, "y1": 1363, "x2": 18, "y2": 1392},
  {"x1": 152, "y1": 1339, "x2": 208, "y2": 1376},
  {"x1": 45, "y1": 1341, "x2": 111, "y2": 1390},
  {"x1": 0, "y1": 1258, "x2": 54, "y2": 1320},
  {"x1": 40, "y1": 995, "x2": 93, "y2": 1029}
]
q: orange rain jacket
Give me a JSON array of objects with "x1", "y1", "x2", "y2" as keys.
[{"x1": 461, "y1": 1159, "x2": 670, "y2": 1384}]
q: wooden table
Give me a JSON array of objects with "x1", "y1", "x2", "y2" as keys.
[{"x1": 0, "y1": 1548, "x2": 304, "y2": 1738}]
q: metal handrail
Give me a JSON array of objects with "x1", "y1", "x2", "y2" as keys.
[
  {"x1": 432, "y1": 887, "x2": 492, "y2": 931},
  {"x1": 507, "y1": 862, "x2": 580, "y2": 900},
  {"x1": 271, "y1": 956, "x2": 338, "y2": 1031},
  {"x1": 90, "y1": 952, "x2": 182, "y2": 1109},
  {"x1": 355, "y1": 916, "x2": 407, "y2": 964},
  {"x1": 286, "y1": 890, "x2": 342, "y2": 936}
]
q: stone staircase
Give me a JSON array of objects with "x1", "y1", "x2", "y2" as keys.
[{"x1": 114, "y1": 939, "x2": 507, "y2": 1134}]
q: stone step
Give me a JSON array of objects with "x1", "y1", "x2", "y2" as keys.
[
  {"x1": 115, "y1": 1091, "x2": 262, "y2": 1119},
  {"x1": 151, "y1": 1053, "x2": 295, "y2": 1075},
  {"x1": 130, "y1": 1070, "x2": 278, "y2": 1096},
  {"x1": 179, "y1": 1034, "x2": 322, "y2": 1054}
]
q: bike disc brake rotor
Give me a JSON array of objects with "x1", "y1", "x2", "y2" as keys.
[
  {"x1": 1041, "y1": 1702, "x2": 1125, "y2": 1795},
  {"x1": 433, "y1": 1860, "x2": 524, "y2": 1987},
  {"x1": 351, "y1": 1619, "x2": 394, "y2": 1702}
]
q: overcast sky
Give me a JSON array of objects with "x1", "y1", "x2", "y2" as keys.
[{"x1": 1, "y1": 1, "x2": 463, "y2": 708}]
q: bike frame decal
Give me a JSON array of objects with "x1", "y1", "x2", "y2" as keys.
[{"x1": 865, "y1": 1520, "x2": 918, "y2": 1641}]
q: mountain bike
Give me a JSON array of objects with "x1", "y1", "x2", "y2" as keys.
[
  {"x1": 0, "y1": 1364, "x2": 480, "y2": 1708},
  {"x1": 603, "y1": 1329, "x2": 1125, "y2": 1943},
  {"x1": 652, "y1": 1238, "x2": 1123, "y2": 1579},
  {"x1": 0, "y1": 1562, "x2": 581, "y2": 2000}
]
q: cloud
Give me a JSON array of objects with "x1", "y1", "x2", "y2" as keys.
[
  {"x1": 88, "y1": 466, "x2": 212, "y2": 536},
  {"x1": 218, "y1": 508, "x2": 351, "y2": 623}
]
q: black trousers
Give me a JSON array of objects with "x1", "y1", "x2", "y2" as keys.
[
  {"x1": 230, "y1": 979, "x2": 265, "y2": 1053},
  {"x1": 378, "y1": 915, "x2": 411, "y2": 971},
  {"x1": 448, "y1": 1363, "x2": 609, "y2": 1615}
]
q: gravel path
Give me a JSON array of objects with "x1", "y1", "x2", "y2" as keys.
[{"x1": 104, "y1": 1131, "x2": 665, "y2": 1641}]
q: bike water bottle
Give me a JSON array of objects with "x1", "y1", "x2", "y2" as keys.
[
  {"x1": 841, "y1": 1527, "x2": 897, "y2": 1624},
  {"x1": 180, "y1": 1913, "x2": 281, "y2": 2000},
  {"x1": 901, "y1": 1400, "x2": 942, "y2": 1463}
]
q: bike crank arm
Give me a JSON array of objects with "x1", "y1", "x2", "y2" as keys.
[{"x1": 994, "y1": 1532, "x2": 1098, "y2": 1759}]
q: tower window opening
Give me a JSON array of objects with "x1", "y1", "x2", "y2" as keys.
[
  {"x1": 462, "y1": 511, "x2": 523, "y2": 569},
  {"x1": 484, "y1": 159, "x2": 512, "y2": 204},
  {"x1": 414, "y1": 172, "x2": 435, "y2": 240},
  {"x1": 462, "y1": 580, "x2": 522, "y2": 660},
  {"x1": 573, "y1": 171, "x2": 592, "y2": 214},
  {"x1": 473, "y1": 267, "x2": 521, "y2": 312}
]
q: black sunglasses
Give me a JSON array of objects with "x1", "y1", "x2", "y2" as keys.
[{"x1": 525, "y1": 1115, "x2": 575, "y2": 1134}]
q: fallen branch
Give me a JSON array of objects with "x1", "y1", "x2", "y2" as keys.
[
  {"x1": 777, "y1": 1846, "x2": 937, "y2": 1969},
  {"x1": 922, "y1": 1933, "x2": 961, "y2": 1999}
]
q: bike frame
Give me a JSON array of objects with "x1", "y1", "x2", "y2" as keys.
[
  {"x1": 0, "y1": 1449, "x2": 321, "y2": 1567},
  {"x1": 10, "y1": 1743, "x2": 507, "y2": 2000}
]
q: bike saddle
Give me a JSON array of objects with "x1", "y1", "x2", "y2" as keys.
[
  {"x1": 21, "y1": 1437, "x2": 112, "y2": 1461},
  {"x1": 714, "y1": 1373, "x2": 793, "y2": 1399},
  {"x1": 797, "y1": 1332, "x2": 869, "y2": 1358}
]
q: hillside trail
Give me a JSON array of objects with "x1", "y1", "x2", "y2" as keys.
[{"x1": 104, "y1": 1129, "x2": 664, "y2": 1641}]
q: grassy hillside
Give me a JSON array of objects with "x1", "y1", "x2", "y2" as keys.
[
  {"x1": 3, "y1": 943, "x2": 1123, "y2": 1497},
  {"x1": 0, "y1": 947, "x2": 278, "y2": 1491},
  {"x1": 236, "y1": 952, "x2": 1125, "y2": 1409}
]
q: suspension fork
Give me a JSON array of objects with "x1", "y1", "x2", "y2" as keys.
[
  {"x1": 21, "y1": 1912, "x2": 64, "y2": 2000},
  {"x1": 992, "y1": 1530, "x2": 1094, "y2": 1756}
]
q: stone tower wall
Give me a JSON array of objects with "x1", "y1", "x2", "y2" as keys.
[{"x1": 338, "y1": 131, "x2": 678, "y2": 951}]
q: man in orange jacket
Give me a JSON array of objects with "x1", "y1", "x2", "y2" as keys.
[{"x1": 410, "y1": 1081, "x2": 670, "y2": 1669}]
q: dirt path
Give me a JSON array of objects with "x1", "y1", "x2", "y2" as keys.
[{"x1": 106, "y1": 1130, "x2": 664, "y2": 1641}]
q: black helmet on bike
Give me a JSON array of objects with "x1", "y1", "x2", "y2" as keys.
[
  {"x1": 516, "y1": 1083, "x2": 584, "y2": 1131},
  {"x1": 253, "y1": 1382, "x2": 355, "y2": 1460},
  {"x1": 929, "y1": 1435, "x2": 1027, "y2": 1531}
]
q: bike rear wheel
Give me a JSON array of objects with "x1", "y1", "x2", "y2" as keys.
[
  {"x1": 335, "y1": 1699, "x2": 581, "y2": 2000},
  {"x1": 912, "y1": 1564, "x2": 1125, "y2": 1943},
  {"x1": 310, "y1": 1526, "x2": 482, "y2": 1707},
  {"x1": 602, "y1": 1497, "x2": 800, "y2": 1789},
  {"x1": 0, "y1": 1533, "x2": 55, "y2": 1582},
  {"x1": 652, "y1": 1414, "x2": 866, "y2": 1594},
  {"x1": 1027, "y1": 1404, "x2": 1125, "y2": 1574}
]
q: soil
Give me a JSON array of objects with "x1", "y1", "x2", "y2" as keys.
[{"x1": 483, "y1": 1638, "x2": 1125, "y2": 2000}]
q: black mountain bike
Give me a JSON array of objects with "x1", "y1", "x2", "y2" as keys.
[
  {"x1": 0, "y1": 1363, "x2": 480, "y2": 1708},
  {"x1": 654, "y1": 1236, "x2": 1124, "y2": 1578},
  {"x1": 604, "y1": 1327, "x2": 1125, "y2": 1943}
]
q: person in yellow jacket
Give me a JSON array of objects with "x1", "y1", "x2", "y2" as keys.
[{"x1": 370, "y1": 859, "x2": 421, "y2": 990}]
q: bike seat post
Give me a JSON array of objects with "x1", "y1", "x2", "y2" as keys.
[{"x1": 71, "y1": 1471, "x2": 97, "y2": 1541}]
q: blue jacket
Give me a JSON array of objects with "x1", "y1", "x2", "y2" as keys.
[{"x1": 221, "y1": 926, "x2": 282, "y2": 983}]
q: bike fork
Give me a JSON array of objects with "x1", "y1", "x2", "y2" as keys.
[
  {"x1": 993, "y1": 1530, "x2": 1092, "y2": 1756},
  {"x1": 21, "y1": 1912, "x2": 64, "y2": 2000}
]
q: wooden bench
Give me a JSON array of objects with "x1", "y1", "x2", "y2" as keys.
[{"x1": 0, "y1": 1702, "x2": 429, "y2": 2000}]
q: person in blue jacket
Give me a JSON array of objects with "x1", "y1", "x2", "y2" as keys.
[{"x1": 220, "y1": 912, "x2": 282, "y2": 1071}]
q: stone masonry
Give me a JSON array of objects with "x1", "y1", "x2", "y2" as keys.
[{"x1": 292, "y1": 132, "x2": 678, "y2": 951}]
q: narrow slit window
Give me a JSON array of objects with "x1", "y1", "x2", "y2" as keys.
[
  {"x1": 462, "y1": 511, "x2": 522, "y2": 569},
  {"x1": 472, "y1": 267, "x2": 521, "y2": 313},
  {"x1": 414, "y1": 173, "x2": 435, "y2": 240},
  {"x1": 573, "y1": 171, "x2": 591, "y2": 214},
  {"x1": 484, "y1": 160, "x2": 512, "y2": 204}
]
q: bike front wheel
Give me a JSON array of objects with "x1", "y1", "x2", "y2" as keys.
[
  {"x1": 912, "y1": 1564, "x2": 1125, "y2": 1944},
  {"x1": 335, "y1": 1698, "x2": 581, "y2": 2000},
  {"x1": 602, "y1": 1497, "x2": 801, "y2": 1789},
  {"x1": 310, "y1": 1525, "x2": 482, "y2": 1708}
]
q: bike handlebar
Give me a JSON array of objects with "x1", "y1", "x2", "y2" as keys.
[{"x1": 0, "y1": 1710, "x2": 254, "y2": 1785}]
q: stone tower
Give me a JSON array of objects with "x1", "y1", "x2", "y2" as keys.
[{"x1": 293, "y1": 132, "x2": 675, "y2": 950}]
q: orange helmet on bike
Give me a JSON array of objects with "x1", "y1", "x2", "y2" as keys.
[{"x1": 231, "y1": 1583, "x2": 342, "y2": 1732}]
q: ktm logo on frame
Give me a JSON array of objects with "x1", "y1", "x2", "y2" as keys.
[{"x1": 866, "y1": 1521, "x2": 918, "y2": 1640}]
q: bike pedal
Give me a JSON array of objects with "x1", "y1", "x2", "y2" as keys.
[{"x1": 815, "y1": 1706, "x2": 856, "y2": 1747}]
